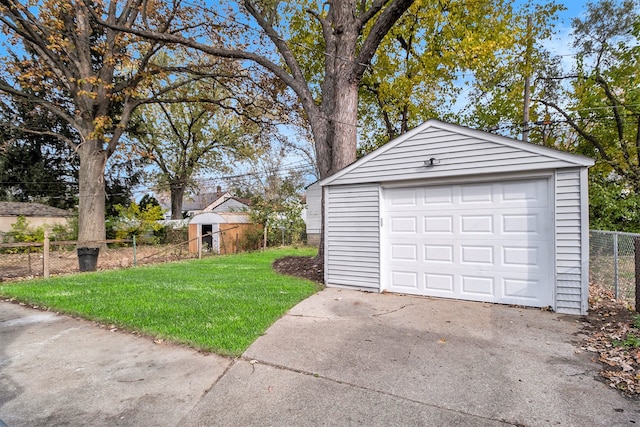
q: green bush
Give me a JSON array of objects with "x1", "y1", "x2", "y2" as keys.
[
  {"x1": 241, "y1": 227, "x2": 265, "y2": 250},
  {"x1": 110, "y1": 202, "x2": 164, "y2": 244}
]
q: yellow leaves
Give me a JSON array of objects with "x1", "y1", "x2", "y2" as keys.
[
  {"x1": 77, "y1": 90, "x2": 97, "y2": 99},
  {"x1": 89, "y1": 115, "x2": 113, "y2": 142}
]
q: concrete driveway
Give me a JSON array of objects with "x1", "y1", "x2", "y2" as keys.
[{"x1": 1, "y1": 288, "x2": 639, "y2": 426}]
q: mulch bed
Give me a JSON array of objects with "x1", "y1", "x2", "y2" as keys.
[{"x1": 272, "y1": 255, "x2": 324, "y2": 283}]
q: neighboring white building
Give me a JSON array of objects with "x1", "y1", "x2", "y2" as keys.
[
  {"x1": 303, "y1": 182, "x2": 322, "y2": 246},
  {"x1": 319, "y1": 119, "x2": 594, "y2": 315}
]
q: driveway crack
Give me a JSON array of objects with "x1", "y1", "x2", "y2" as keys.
[
  {"x1": 372, "y1": 304, "x2": 413, "y2": 317},
  {"x1": 238, "y1": 357, "x2": 519, "y2": 426}
]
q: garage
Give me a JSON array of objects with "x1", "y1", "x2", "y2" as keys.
[
  {"x1": 384, "y1": 179, "x2": 553, "y2": 307},
  {"x1": 320, "y1": 120, "x2": 594, "y2": 315}
]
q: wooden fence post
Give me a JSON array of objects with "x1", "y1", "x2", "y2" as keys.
[
  {"x1": 635, "y1": 238, "x2": 640, "y2": 312},
  {"x1": 43, "y1": 229, "x2": 50, "y2": 279},
  {"x1": 197, "y1": 226, "x2": 202, "y2": 259}
]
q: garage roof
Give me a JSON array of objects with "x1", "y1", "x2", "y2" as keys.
[{"x1": 321, "y1": 120, "x2": 594, "y2": 187}]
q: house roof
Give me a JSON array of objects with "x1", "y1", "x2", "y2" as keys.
[
  {"x1": 0, "y1": 202, "x2": 74, "y2": 217},
  {"x1": 203, "y1": 194, "x2": 251, "y2": 212},
  {"x1": 320, "y1": 119, "x2": 595, "y2": 186},
  {"x1": 182, "y1": 192, "x2": 223, "y2": 211}
]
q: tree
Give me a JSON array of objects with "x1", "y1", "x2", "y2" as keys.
[
  {"x1": 462, "y1": 0, "x2": 640, "y2": 231},
  {"x1": 229, "y1": 143, "x2": 307, "y2": 248},
  {"x1": 461, "y1": 3, "x2": 565, "y2": 143},
  {"x1": 357, "y1": 0, "x2": 555, "y2": 152},
  {"x1": 130, "y1": 81, "x2": 267, "y2": 219},
  {"x1": 536, "y1": 0, "x2": 640, "y2": 194},
  {"x1": 0, "y1": 93, "x2": 142, "y2": 214},
  {"x1": 589, "y1": 172, "x2": 640, "y2": 232},
  {"x1": 0, "y1": 0, "x2": 208, "y2": 247},
  {"x1": 0, "y1": 96, "x2": 79, "y2": 209},
  {"x1": 104, "y1": 0, "x2": 416, "y2": 179}
]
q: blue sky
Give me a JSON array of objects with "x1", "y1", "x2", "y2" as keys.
[{"x1": 544, "y1": 0, "x2": 589, "y2": 56}]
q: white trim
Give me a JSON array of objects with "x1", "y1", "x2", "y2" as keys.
[
  {"x1": 551, "y1": 172, "x2": 558, "y2": 312},
  {"x1": 323, "y1": 185, "x2": 329, "y2": 286},
  {"x1": 378, "y1": 185, "x2": 386, "y2": 292},
  {"x1": 320, "y1": 119, "x2": 594, "y2": 187},
  {"x1": 580, "y1": 168, "x2": 590, "y2": 315},
  {"x1": 379, "y1": 170, "x2": 555, "y2": 189}
]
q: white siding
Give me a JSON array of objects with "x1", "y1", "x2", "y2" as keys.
[
  {"x1": 555, "y1": 168, "x2": 587, "y2": 315},
  {"x1": 305, "y1": 182, "x2": 322, "y2": 234},
  {"x1": 330, "y1": 128, "x2": 579, "y2": 186},
  {"x1": 325, "y1": 184, "x2": 380, "y2": 291}
]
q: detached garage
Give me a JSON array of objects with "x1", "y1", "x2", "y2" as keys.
[{"x1": 320, "y1": 120, "x2": 594, "y2": 315}]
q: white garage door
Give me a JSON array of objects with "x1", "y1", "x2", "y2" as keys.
[{"x1": 383, "y1": 179, "x2": 553, "y2": 307}]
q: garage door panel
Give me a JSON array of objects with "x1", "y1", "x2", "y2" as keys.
[
  {"x1": 461, "y1": 276, "x2": 495, "y2": 296},
  {"x1": 461, "y1": 184, "x2": 494, "y2": 203},
  {"x1": 460, "y1": 245, "x2": 494, "y2": 265},
  {"x1": 391, "y1": 271, "x2": 418, "y2": 289},
  {"x1": 424, "y1": 216, "x2": 453, "y2": 233},
  {"x1": 384, "y1": 178, "x2": 553, "y2": 308},
  {"x1": 502, "y1": 214, "x2": 538, "y2": 233},
  {"x1": 424, "y1": 245, "x2": 454, "y2": 263},
  {"x1": 503, "y1": 278, "x2": 543, "y2": 300},
  {"x1": 502, "y1": 180, "x2": 546, "y2": 203},
  {"x1": 424, "y1": 273, "x2": 454, "y2": 293},
  {"x1": 460, "y1": 215, "x2": 493, "y2": 233},
  {"x1": 423, "y1": 187, "x2": 453, "y2": 205},
  {"x1": 390, "y1": 189, "x2": 418, "y2": 206},
  {"x1": 503, "y1": 246, "x2": 538, "y2": 267},
  {"x1": 390, "y1": 244, "x2": 417, "y2": 261},
  {"x1": 390, "y1": 216, "x2": 417, "y2": 233}
]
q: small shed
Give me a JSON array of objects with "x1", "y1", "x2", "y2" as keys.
[
  {"x1": 319, "y1": 120, "x2": 594, "y2": 315},
  {"x1": 188, "y1": 212, "x2": 258, "y2": 254},
  {"x1": 0, "y1": 202, "x2": 74, "y2": 233}
]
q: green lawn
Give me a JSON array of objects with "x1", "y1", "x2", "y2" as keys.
[{"x1": 0, "y1": 247, "x2": 321, "y2": 357}]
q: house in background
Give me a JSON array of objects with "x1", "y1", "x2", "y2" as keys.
[
  {"x1": 156, "y1": 186, "x2": 235, "y2": 219},
  {"x1": 319, "y1": 119, "x2": 594, "y2": 315},
  {"x1": 0, "y1": 202, "x2": 74, "y2": 233},
  {"x1": 187, "y1": 189, "x2": 256, "y2": 254},
  {"x1": 202, "y1": 192, "x2": 251, "y2": 214}
]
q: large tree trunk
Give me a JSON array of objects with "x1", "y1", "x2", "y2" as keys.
[
  {"x1": 314, "y1": 76, "x2": 360, "y2": 267},
  {"x1": 77, "y1": 141, "x2": 107, "y2": 248},
  {"x1": 170, "y1": 185, "x2": 186, "y2": 220},
  {"x1": 329, "y1": 80, "x2": 359, "y2": 175}
]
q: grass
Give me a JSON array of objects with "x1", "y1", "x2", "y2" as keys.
[{"x1": 0, "y1": 247, "x2": 321, "y2": 357}]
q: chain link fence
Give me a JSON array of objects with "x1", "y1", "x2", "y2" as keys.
[
  {"x1": 589, "y1": 230, "x2": 638, "y2": 308},
  {"x1": 0, "y1": 236, "x2": 207, "y2": 282}
]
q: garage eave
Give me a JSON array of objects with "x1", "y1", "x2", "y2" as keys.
[{"x1": 320, "y1": 119, "x2": 594, "y2": 187}]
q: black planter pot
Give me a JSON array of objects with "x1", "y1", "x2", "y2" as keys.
[{"x1": 77, "y1": 247, "x2": 100, "y2": 272}]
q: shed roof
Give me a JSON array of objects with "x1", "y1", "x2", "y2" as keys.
[
  {"x1": 189, "y1": 212, "x2": 251, "y2": 225},
  {"x1": 321, "y1": 119, "x2": 595, "y2": 187},
  {"x1": 0, "y1": 202, "x2": 74, "y2": 217}
]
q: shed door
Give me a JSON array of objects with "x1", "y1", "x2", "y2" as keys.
[{"x1": 383, "y1": 179, "x2": 553, "y2": 307}]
